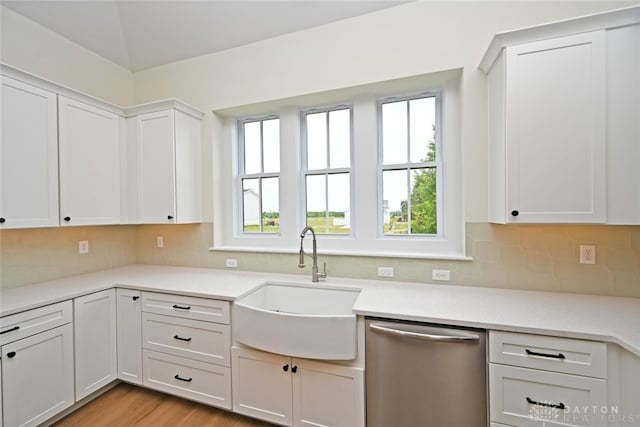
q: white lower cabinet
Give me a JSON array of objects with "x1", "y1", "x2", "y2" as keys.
[
  {"x1": 140, "y1": 292, "x2": 231, "y2": 410},
  {"x1": 74, "y1": 289, "x2": 117, "y2": 400},
  {"x1": 1, "y1": 323, "x2": 74, "y2": 427},
  {"x1": 232, "y1": 346, "x2": 365, "y2": 427},
  {"x1": 489, "y1": 331, "x2": 608, "y2": 427},
  {"x1": 116, "y1": 288, "x2": 143, "y2": 384}
]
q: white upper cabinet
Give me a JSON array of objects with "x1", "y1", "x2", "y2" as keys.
[
  {"x1": 0, "y1": 76, "x2": 59, "y2": 228},
  {"x1": 127, "y1": 103, "x2": 202, "y2": 224},
  {"x1": 58, "y1": 96, "x2": 125, "y2": 226},
  {"x1": 481, "y1": 7, "x2": 640, "y2": 224}
]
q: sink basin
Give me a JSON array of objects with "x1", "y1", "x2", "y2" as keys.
[{"x1": 233, "y1": 283, "x2": 361, "y2": 360}]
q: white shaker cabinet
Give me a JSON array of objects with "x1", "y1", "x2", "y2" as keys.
[
  {"x1": 0, "y1": 76, "x2": 59, "y2": 229},
  {"x1": 232, "y1": 346, "x2": 365, "y2": 427},
  {"x1": 116, "y1": 288, "x2": 143, "y2": 385},
  {"x1": 58, "y1": 96, "x2": 124, "y2": 226},
  {"x1": 128, "y1": 106, "x2": 202, "y2": 224},
  {"x1": 486, "y1": 31, "x2": 606, "y2": 224},
  {"x1": 0, "y1": 301, "x2": 74, "y2": 427},
  {"x1": 74, "y1": 289, "x2": 117, "y2": 400}
]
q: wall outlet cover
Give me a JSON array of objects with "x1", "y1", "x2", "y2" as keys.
[
  {"x1": 226, "y1": 258, "x2": 238, "y2": 268},
  {"x1": 432, "y1": 269, "x2": 451, "y2": 281},
  {"x1": 78, "y1": 240, "x2": 89, "y2": 254},
  {"x1": 377, "y1": 267, "x2": 394, "y2": 278}
]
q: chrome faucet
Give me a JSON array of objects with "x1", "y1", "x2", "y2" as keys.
[{"x1": 298, "y1": 226, "x2": 327, "y2": 282}]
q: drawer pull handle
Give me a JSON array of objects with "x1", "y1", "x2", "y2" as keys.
[
  {"x1": 132, "y1": 296, "x2": 139, "y2": 301},
  {"x1": 172, "y1": 304, "x2": 191, "y2": 310},
  {"x1": 525, "y1": 349, "x2": 566, "y2": 360},
  {"x1": 291, "y1": 365, "x2": 298, "y2": 373},
  {"x1": 283, "y1": 364, "x2": 289, "y2": 372},
  {"x1": 174, "y1": 374, "x2": 192, "y2": 382},
  {"x1": 173, "y1": 334, "x2": 192, "y2": 342},
  {"x1": 526, "y1": 396, "x2": 565, "y2": 410},
  {"x1": 0, "y1": 326, "x2": 20, "y2": 335},
  {"x1": 6, "y1": 351, "x2": 16, "y2": 358}
]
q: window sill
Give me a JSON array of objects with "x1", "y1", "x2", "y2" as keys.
[{"x1": 209, "y1": 245, "x2": 472, "y2": 261}]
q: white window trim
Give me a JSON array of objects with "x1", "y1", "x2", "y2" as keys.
[
  {"x1": 212, "y1": 71, "x2": 468, "y2": 260},
  {"x1": 300, "y1": 104, "x2": 354, "y2": 236}
]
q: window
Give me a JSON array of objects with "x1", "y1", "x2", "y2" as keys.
[
  {"x1": 302, "y1": 107, "x2": 352, "y2": 234},
  {"x1": 238, "y1": 117, "x2": 280, "y2": 233},
  {"x1": 380, "y1": 94, "x2": 441, "y2": 236},
  {"x1": 215, "y1": 70, "x2": 464, "y2": 259}
]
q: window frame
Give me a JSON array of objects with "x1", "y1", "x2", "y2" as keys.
[
  {"x1": 237, "y1": 115, "x2": 281, "y2": 235},
  {"x1": 300, "y1": 104, "x2": 355, "y2": 236},
  {"x1": 377, "y1": 91, "x2": 444, "y2": 238}
]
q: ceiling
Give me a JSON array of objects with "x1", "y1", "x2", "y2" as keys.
[{"x1": 1, "y1": 0, "x2": 407, "y2": 72}]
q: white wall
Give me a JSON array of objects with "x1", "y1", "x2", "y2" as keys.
[
  {"x1": 0, "y1": 5, "x2": 134, "y2": 106},
  {"x1": 131, "y1": 1, "x2": 639, "y2": 222}
]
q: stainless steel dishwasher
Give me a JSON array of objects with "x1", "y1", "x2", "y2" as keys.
[{"x1": 366, "y1": 318, "x2": 487, "y2": 427}]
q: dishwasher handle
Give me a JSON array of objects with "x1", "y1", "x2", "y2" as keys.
[{"x1": 369, "y1": 323, "x2": 480, "y2": 343}]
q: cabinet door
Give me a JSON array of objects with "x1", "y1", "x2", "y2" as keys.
[
  {"x1": 0, "y1": 77, "x2": 58, "y2": 229},
  {"x1": 1, "y1": 323, "x2": 74, "y2": 427},
  {"x1": 137, "y1": 110, "x2": 176, "y2": 223},
  {"x1": 58, "y1": 96, "x2": 122, "y2": 225},
  {"x1": 292, "y1": 359, "x2": 364, "y2": 427},
  {"x1": 74, "y1": 289, "x2": 117, "y2": 400},
  {"x1": 116, "y1": 288, "x2": 142, "y2": 385},
  {"x1": 505, "y1": 31, "x2": 606, "y2": 223},
  {"x1": 232, "y1": 346, "x2": 293, "y2": 425}
]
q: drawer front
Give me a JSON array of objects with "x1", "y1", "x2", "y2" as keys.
[
  {"x1": 142, "y1": 312, "x2": 230, "y2": 367},
  {"x1": 0, "y1": 300, "x2": 72, "y2": 345},
  {"x1": 143, "y1": 349, "x2": 231, "y2": 410},
  {"x1": 141, "y1": 292, "x2": 229, "y2": 324},
  {"x1": 490, "y1": 364, "x2": 607, "y2": 427},
  {"x1": 489, "y1": 331, "x2": 607, "y2": 378}
]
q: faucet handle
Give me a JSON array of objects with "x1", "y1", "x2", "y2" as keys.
[{"x1": 319, "y1": 262, "x2": 328, "y2": 279}]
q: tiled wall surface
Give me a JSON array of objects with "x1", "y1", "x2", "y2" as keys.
[
  {"x1": 0, "y1": 225, "x2": 137, "y2": 288},
  {"x1": 2, "y1": 223, "x2": 639, "y2": 298}
]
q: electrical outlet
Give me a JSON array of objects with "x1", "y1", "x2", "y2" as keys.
[
  {"x1": 157, "y1": 236, "x2": 164, "y2": 248},
  {"x1": 432, "y1": 269, "x2": 451, "y2": 281},
  {"x1": 580, "y1": 245, "x2": 596, "y2": 264},
  {"x1": 226, "y1": 259, "x2": 238, "y2": 268},
  {"x1": 78, "y1": 240, "x2": 89, "y2": 254},
  {"x1": 377, "y1": 267, "x2": 394, "y2": 278}
]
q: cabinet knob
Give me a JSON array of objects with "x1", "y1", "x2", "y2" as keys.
[
  {"x1": 167, "y1": 215, "x2": 174, "y2": 220},
  {"x1": 0, "y1": 217, "x2": 5, "y2": 224},
  {"x1": 511, "y1": 210, "x2": 519, "y2": 217},
  {"x1": 64, "y1": 216, "x2": 71, "y2": 222},
  {"x1": 291, "y1": 365, "x2": 298, "y2": 373},
  {"x1": 7, "y1": 351, "x2": 16, "y2": 358},
  {"x1": 282, "y1": 364, "x2": 289, "y2": 372},
  {"x1": 132, "y1": 296, "x2": 139, "y2": 301}
]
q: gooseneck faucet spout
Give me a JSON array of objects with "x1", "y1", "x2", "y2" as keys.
[{"x1": 298, "y1": 226, "x2": 327, "y2": 282}]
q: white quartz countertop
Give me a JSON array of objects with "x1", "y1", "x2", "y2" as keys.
[{"x1": 2, "y1": 264, "x2": 639, "y2": 357}]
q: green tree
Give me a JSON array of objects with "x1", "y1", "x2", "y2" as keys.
[{"x1": 409, "y1": 135, "x2": 437, "y2": 234}]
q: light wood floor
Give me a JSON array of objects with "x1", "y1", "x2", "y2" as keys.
[{"x1": 53, "y1": 383, "x2": 275, "y2": 427}]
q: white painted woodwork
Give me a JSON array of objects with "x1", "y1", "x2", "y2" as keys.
[
  {"x1": 132, "y1": 109, "x2": 202, "y2": 224},
  {"x1": 142, "y1": 312, "x2": 230, "y2": 366},
  {"x1": 232, "y1": 346, "x2": 293, "y2": 426},
  {"x1": 141, "y1": 292, "x2": 229, "y2": 324},
  {"x1": 489, "y1": 331, "x2": 607, "y2": 378},
  {"x1": 74, "y1": 289, "x2": 117, "y2": 400},
  {"x1": 143, "y1": 349, "x2": 232, "y2": 409},
  {"x1": 0, "y1": 76, "x2": 59, "y2": 229},
  {"x1": 231, "y1": 346, "x2": 365, "y2": 427},
  {"x1": 0, "y1": 300, "x2": 72, "y2": 346},
  {"x1": 292, "y1": 358, "x2": 364, "y2": 427},
  {"x1": 58, "y1": 95, "x2": 123, "y2": 226},
  {"x1": 116, "y1": 288, "x2": 143, "y2": 385},
  {"x1": 490, "y1": 364, "x2": 607, "y2": 427},
  {"x1": 605, "y1": 24, "x2": 640, "y2": 224},
  {"x1": 488, "y1": 31, "x2": 607, "y2": 223},
  {"x1": 1, "y1": 323, "x2": 74, "y2": 427}
]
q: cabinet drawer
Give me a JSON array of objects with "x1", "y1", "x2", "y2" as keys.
[
  {"x1": 142, "y1": 312, "x2": 230, "y2": 366},
  {"x1": 0, "y1": 300, "x2": 72, "y2": 345},
  {"x1": 141, "y1": 292, "x2": 229, "y2": 324},
  {"x1": 143, "y1": 349, "x2": 231, "y2": 410},
  {"x1": 489, "y1": 331, "x2": 606, "y2": 378},
  {"x1": 489, "y1": 364, "x2": 607, "y2": 427}
]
